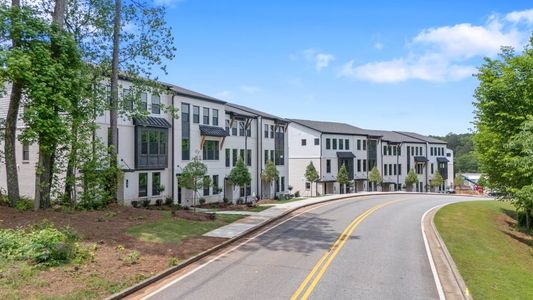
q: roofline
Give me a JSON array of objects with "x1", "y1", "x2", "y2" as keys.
[
  {"x1": 289, "y1": 119, "x2": 373, "y2": 137},
  {"x1": 393, "y1": 131, "x2": 447, "y2": 144},
  {"x1": 226, "y1": 103, "x2": 287, "y2": 122}
]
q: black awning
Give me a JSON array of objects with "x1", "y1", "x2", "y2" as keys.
[
  {"x1": 414, "y1": 156, "x2": 429, "y2": 162},
  {"x1": 336, "y1": 151, "x2": 355, "y2": 158},
  {"x1": 133, "y1": 116, "x2": 172, "y2": 128},
  {"x1": 437, "y1": 157, "x2": 449, "y2": 163},
  {"x1": 199, "y1": 125, "x2": 229, "y2": 137}
]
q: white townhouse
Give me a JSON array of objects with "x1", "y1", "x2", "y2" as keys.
[
  {"x1": 287, "y1": 119, "x2": 454, "y2": 196},
  {"x1": 224, "y1": 103, "x2": 289, "y2": 200}
]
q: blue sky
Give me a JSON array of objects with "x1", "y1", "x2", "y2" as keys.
[{"x1": 154, "y1": 0, "x2": 533, "y2": 136}]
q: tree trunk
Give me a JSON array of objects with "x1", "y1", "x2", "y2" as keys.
[
  {"x1": 109, "y1": 0, "x2": 121, "y2": 201},
  {"x1": 64, "y1": 120, "x2": 79, "y2": 204},
  {"x1": 526, "y1": 209, "x2": 531, "y2": 229},
  {"x1": 5, "y1": 0, "x2": 22, "y2": 207}
]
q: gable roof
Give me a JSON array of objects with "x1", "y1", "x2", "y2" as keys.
[
  {"x1": 394, "y1": 131, "x2": 447, "y2": 144},
  {"x1": 362, "y1": 129, "x2": 425, "y2": 143},
  {"x1": 290, "y1": 119, "x2": 370, "y2": 136},
  {"x1": 159, "y1": 81, "x2": 227, "y2": 104},
  {"x1": 226, "y1": 102, "x2": 287, "y2": 121}
]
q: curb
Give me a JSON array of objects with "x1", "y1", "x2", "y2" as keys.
[
  {"x1": 424, "y1": 204, "x2": 472, "y2": 300},
  {"x1": 107, "y1": 192, "x2": 474, "y2": 299}
]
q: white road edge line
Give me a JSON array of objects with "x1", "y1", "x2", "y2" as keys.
[
  {"x1": 140, "y1": 199, "x2": 352, "y2": 300},
  {"x1": 421, "y1": 203, "x2": 448, "y2": 300}
]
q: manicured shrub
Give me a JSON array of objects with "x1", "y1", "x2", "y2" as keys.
[
  {"x1": 15, "y1": 198, "x2": 33, "y2": 211},
  {"x1": 155, "y1": 199, "x2": 163, "y2": 206},
  {"x1": 141, "y1": 199, "x2": 150, "y2": 208},
  {"x1": 164, "y1": 197, "x2": 173, "y2": 206},
  {"x1": 131, "y1": 200, "x2": 140, "y2": 208},
  {"x1": 199, "y1": 198, "x2": 206, "y2": 205}
]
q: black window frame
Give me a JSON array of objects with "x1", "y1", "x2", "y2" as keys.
[
  {"x1": 314, "y1": 138, "x2": 320, "y2": 145},
  {"x1": 326, "y1": 138, "x2": 331, "y2": 149},
  {"x1": 203, "y1": 107, "x2": 210, "y2": 125},
  {"x1": 203, "y1": 140, "x2": 220, "y2": 161},
  {"x1": 225, "y1": 149, "x2": 230, "y2": 167},
  {"x1": 152, "y1": 172, "x2": 161, "y2": 196},
  {"x1": 345, "y1": 139, "x2": 349, "y2": 150},
  {"x1": 212, "y1": 109, "x2": 219, "y2": 126},
  {"x1": 301, "y1": 139, "x2": 307, "y2": 146},
  {"x1": 326, "y1": 159, "x2": 331, "y2": 173},
  {"x1": 139, "y1": 173, "x2": 148, "y2": 197},
  {"x1": 151, "y1": 94, "x2": 160, "y2": 114},
  {"x1": 22, "y1": 142, "x2": 30, "y2": 161},
  {"x1": 193, "y1": 105, "x2": 200, "y2": 123}
]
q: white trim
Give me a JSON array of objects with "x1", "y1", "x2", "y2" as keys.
[{"x1": 421, "y1": 204, "x2": 447, "y2": 300}]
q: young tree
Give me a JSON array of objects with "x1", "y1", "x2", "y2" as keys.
[
  {"x1": 304, "y1": 161, "x2": 319, "y2": 196},
  {"x1": 405, "y1": 169, "x2": 419, "y2": 192},
  {"x1": 430, "y1": 172, "x2": 444, "y2": 192},
  {"x1": 368, "y1": 166, "x2": 382, "y2": 191},
  {"x1": 337, "y1": 164, "x2": 350, "y2": 194},
  {"x1": 454, "y1": 173, "x2": 465, "y2": 190},
  {"x1": 180, "y1": 156, "x2": 210, "y2": 211},
  {"x1": 228, "y1": 157, "x2": 252, "y2": 203},
  {"x1": 261, "y1": 160, "x2": 278, "y2": 199}
]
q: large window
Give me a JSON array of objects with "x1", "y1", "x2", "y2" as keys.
[
  {"x1": 213, "y1": 109, "x2": 219, "y2": 126},
  {"x1": 213, "y1": 175, "x2": 219, "y2": 194},
  {"x1": 203, "y1": 176, "x2": 210, "y2": 196},
  {"x1": 326, "y1": 159, "x2": 331, "y2": 173},
  {"x1": 203, "y1": 140, "x2": 220, "y2": 160},
  {"x1": 270, "y1": 125, "x2": 274, "y2": 138},
  {"x1": 141, "y1": 92, "x2": 147, "y2": 111},
  {"x1": 357, "y1": 159, "x2": 361, "y2": 172},
  {"x1": 136, "y1": 127, "x2": 168, "y2": 169},
  {"x1": 326, "y1": 138, "x2": 331, "y2": 149},
  {"x1": 139, "y1": 173, "x2": 148, "y2": 197},
  {"x1": 232, "y1": 149, "x2": 238, "y2": 166},
  {"x1": 332, "y1": 139, "x2": 337, "y2": 150},
  {"x1": 275, "y1": 126, "x2": 285, "y2": 165},
  {"x1": 22, "y1": 143, "x2": 29, "y2": 161},
  {"x1": 181, "y1": 103, "x2": 190, "y2": 160},
  {"x1": 264, "y1": 124, "x2": 269, "y2": 138},
  {"x1": 225, "y1": 149, "x2": 230, "y2": 167},
  {"x1": 239, "y1": 122, "x2": 245, "y2": 136},
  {"x1": 151, "y1": 94, "x2": 160, "y2": 114},
  {"x1": 357, "y1": 139, "x2": 361, "y2": 150},
  {"x1": 345, "y1": 139, "x2": 349, "y2": 150},
  {"x1": 203, "y1": 107, "x2": 210, "y2": 125},
  {"x1": 247, "y1": 149, "x2": 252, "y2": 166},
  {"x1": 363, "y1": 140, "x2": 367, "y2": 150},
  {"x1": 225, "y1": 119, "x2": 230, "y2": 134},
  {"x1": 152, "y1": 172, "x2": 161, "y2": 196},
  {"x1": 193, "y1": 106, "x2": 200, "y2": 123}
]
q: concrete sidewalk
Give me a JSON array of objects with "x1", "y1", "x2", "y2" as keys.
[{"x1": 203, "y1": 192, "x2": 379, "y2": 238}]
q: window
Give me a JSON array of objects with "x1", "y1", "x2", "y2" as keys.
[
  {"x1": 203, "y1": 107, "x2": 210, "y2": 125},
  {"x1": 398, "y1": 146, "x2": 401, "y2": 156},
  {"x1": 141, "y1": 92, "x2": 148, "y2": 111},
  {"x1": 357, "y1": 139, "x2": 361, "y2": 150},
  {"x1": 345, "y1": 139, "x2": 349, "y2": 150},
  {"x1": 203, "y1": 176, "x2": 210, "y2": 196},
  {"x1": 305, "y1": 182, "x2": 311, "y2": 190},
  {"x1": 407, "y1": 146, "x2": 410, "y2": 156},
  {"x1": 384, "y1": 145, "x2": 387, "y2": 155},
  {"x1": 213, "y1": 175, "x2": 219, "y2": 194},
  {"x1": 136, "y1": 127, "x2": 168, "y2": 169},
  {"x1": 415, "y1": 147, "x2": 419, "y2": 156},
  {"x1": 247, "y1": 149, "x2": 252, "y2": 166},
  {"x1": 363, "y1": 140, "x2": 367, "y2": 150},
  {"x1": 152, "y1": 172, "x2": 161, "y2": 196},
  {"x1": 357, "y1": 159, "x2": 361, "y2": 172},
  {"x1": 363, "y1": 159, "x2": 367, "y2": 172},
  {"x1": 430, "y1": 147, "x2": 434, "y2": 156},
  {"x1": 232, "y1": 149, "x2": 238, "y2": 166},
  {"x1": 151, "y1": 94, "x2": 160, "y2": 114},
  {"x1": 264, "y1": 149, "x2": 269, "y2": 164},
  {"x1": 270, "y1": 125, "x2": 274, "y2": 138},
  {"x1": 398, "y1": 164, "x2": 402, "y2": 175},
  {"x1": 203, "y1": 141, "x2": 219, "y2": 160},
  {"x1": 232, "y1": 122, "x2": 238, "y2": 136},
  {"x1": 239, "y1": 122, "x2": 245, "y2": 136},
  {"x1": 123, "y1": 88, "x2": 133, "y2": 110},
  {"x1": 139, "y1": 173, "x2": 148, "y2": 197},
  {"x1": 301, "y1": 139, "x2": 307, "y2": 146},
  {"x1": 393, "y1": 146, "x2": 397, "y2": 156},
  {"x1": 193, "y1": 106, "x2": 200, "y2": 123},
  {"x1": 246, "y1": 126, "x2": 251, "y2": 137},
  {"x1": 22, "y1": 143, "x2": 29, "y2": 161},
  {"x1": 181, "y1": 103, "x2": 190, "y2": 160},
  {"x1": 326, "y1": 159, "x2": 331, "y2": 173},
  {"x1": 394, "y1": 164, "x2": 397, "y2": 175},
  {"x1": 416, "y1": 164, "x2": 423, "y2": 174},
  {"x1": 339, "y1": 139, "x2": 344, "y2": 150},
  {"x1": 270, "y1": 150, "x2": 274, "y2": 163},
  {"x1": 332, "y1": 139, "x2": 337, "y2": 150},
  {"x1": 225, "y1": 119, "x2": 230, "y2": 134},
  {"x1": 411, "y1": 147, "x2": 414, "y2": 155},
  {"x1": 264, "y1": 124, "x2": 269, "y2": 138},
  {"x1": 281, "y1": 176, "x2": 285, "y2": 191},
  {"x1": 275, "y1": 126, "x2": 285, "y2": 166},
  {"x1": 326, "y1": 138, "x2": 331, "y2": 149},
  {"x1": 213, "y1": 109, "x2": 219, "y2": 126},
  {"x1": 384, "y1": 165, "x2": 388, "y2": 176},
  {"x1": 225, "y1": 149, "x2": 230, "y2": 167},
  {"x1": 389, "y1": 164, "x2": 393, "y2": 176},
  {"x1": 431, "y1": 163, "x2": 434, "y2": 174},
  {"x1": 240, "y1": 149, "x2": 245, "y2": 161},
  {"x1": 314, "y1": 138, "x2": 320, "y2": 145}
]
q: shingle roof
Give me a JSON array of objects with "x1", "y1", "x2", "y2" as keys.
[
  {"x1": 337, "y1": 152, "x2": 356, "y2": 158},
  {"x1": 224, "y1": 104, "x2": 257, "y2": 118},
  {"x1": 199, "y1": 125, "x2": 229, "y2": 137},
  {"x1": 226, "y1": 103, "x2": 286, "y2": 121},
  {"x1": 414, "y1": 156, "x2": 429, "y2": 162},
  {"x1": 160, "y1": 81, "x2": 227, "y2": 104},
  {"x1": 395, "y1": 131, "x2": 447, "y2": 144},
  {"x1": 133, "y1": 116, "x2": 171, "y2": 128},
  {"x1": 437, "y1": 157, "x2": 449, "y2": 163},
  {"x1": 362, "y1": 129, "x2": 425, "y2": 143},
  {"x1": 290, "y1": 119, "x2": 370, "y2": 136}
]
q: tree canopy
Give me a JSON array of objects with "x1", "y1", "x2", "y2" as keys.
[{"x1": 405, "y1": 169, "x2": 419, "y2": 190}]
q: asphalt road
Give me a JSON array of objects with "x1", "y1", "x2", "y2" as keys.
[{"x1": 141, "y1": 194, "x2": 479, "y2": 300}]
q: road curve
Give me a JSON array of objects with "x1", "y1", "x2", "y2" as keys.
[{"x1": 134, "y1": 194, "x2": 480, "y2": 300}]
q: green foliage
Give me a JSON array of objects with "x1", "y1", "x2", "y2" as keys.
[
  {"x1": 261, "y1": 160, "x2": 279, "y2": 183},
  {"x1": 14, "y1": 197, "x2": 32, "y2": 211},
  {"x1": 304, "y1": 161, "x2": 319, "y2": 183},
  {"x1": 180, "y1": 156, "x2": 210, "y2": 206},
  {"x1": 337, "y1": 164, "x2": 350, "y2": 185},
  {"x1": 0, "y1": 222, "x2": 82, "y2": 266},
  {"x1": 430, "y1": 172, "x2": 444, "y2": 188},
  {"x1": 473, "y1": 38, "x2": 533, "y2": 226},
  {"x1": 228, "y1": 157, "x2": 251, "y2": 188},
  {"x1": 368, "y1": 166, "x2": 382, "y2": 185},
  {"x1": 454, "y1": 173, "x2": 465, "y2": 188},
  {"x1": 431, "y1": 133, "x2": 478, "y2": 173},
  {"x1": 405, "y1": 169, "x2": 419, "y2": 190}
]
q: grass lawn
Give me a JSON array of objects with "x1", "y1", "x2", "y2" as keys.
[
  {"x1": 435, "y1": 200, "x2": 533, "y2": 299},
  {"x1": 128, "y1": 212, "x2": 244, "y2": 244},
  {"x1": 258, "y1": 197, "x2": 306, "y2": 205}
]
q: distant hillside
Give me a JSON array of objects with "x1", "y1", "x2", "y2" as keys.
[{"x1": 430, "y1": 133, "x2": 478, "y2": 174}]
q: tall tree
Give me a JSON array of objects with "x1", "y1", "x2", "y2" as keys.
[
  {"x1": 180, "y1": 156, "x2": 209, "y2": 211},
  {"x1": 337, "y1": 164, "x2": 350, "y2": 194},
  {"x1": 4, "y1": 0, "x2": 22, "y2": 206},
  {"x1": 368, "y1": 166, "x2": 382, "y2": 191},
  {"x1": 109, "y1": 0, "x2": 120, "y2": 201},
  {"x1": 430, "y1": 172, "x2": 444, "y2": 191},
  {"x1": 304, "y1": 161, "x2": 319, "y2": 197},
  {"x1": 228, "y1": 157, "x2": 251, "y2": 203},
  {"x1": 405, "y1": 169, "x2": 419, "y2": 192},
  {"x1": 261, "y1": 160, "x2": 278, "y2": 199}
]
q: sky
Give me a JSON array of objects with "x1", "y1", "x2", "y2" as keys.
[{"x1": 153, "y1": 0, "x2": 533, "y2": 136}]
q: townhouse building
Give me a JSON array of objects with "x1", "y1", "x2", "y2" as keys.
[{"x1": 287, "y1": 119, "x2": 454, "y2": 197}]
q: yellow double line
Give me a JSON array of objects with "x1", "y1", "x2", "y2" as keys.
[{"x1": 290, "y1": 200, "x2": 399, "y2": 300}]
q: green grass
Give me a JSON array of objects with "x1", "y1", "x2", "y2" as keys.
[
  {"x1": 243, "y1": 205, "x2": 273, "y2": 212},
  {"x1": 435, "y1": 200, "x2": 533, "y2": 299},
  {"x1": 127, "y1": 212, "x2": 244, "y2": 244}
]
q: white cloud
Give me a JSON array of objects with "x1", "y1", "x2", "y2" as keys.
[
  {"x1": 374, "y1": 42, "x2": 384, "y2": 50},
  {"x1": 339, "y1": 9, "x2": 533, "y2": 83},
  {"x1": 214, "y1": 90, "x2": 233, "y2": 100},
  {"x1": 298, "y1": 48, "x2": 335, "y2": 71},
  {"x1": 505, "y1": 8, "x2": 533, "y2": 24}
]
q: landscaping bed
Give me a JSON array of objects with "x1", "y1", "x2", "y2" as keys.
[
  {"x1": 195, "y1": 202, "x2": 273, "y2": 212},
  {"x1": 435, "y1": 200, "x2": 533, "y2": 299},
  {"x1": 0, "y1": 205, "x2": 243, "y2": 299}
]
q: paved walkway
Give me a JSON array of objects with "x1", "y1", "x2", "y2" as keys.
[{"x1": 203, "y1": 192, "x2": 379, "y2": 238}]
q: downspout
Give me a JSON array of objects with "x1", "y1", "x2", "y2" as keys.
[{"x1": 171, "y1": 94, "x2": 175, "y2": 203}]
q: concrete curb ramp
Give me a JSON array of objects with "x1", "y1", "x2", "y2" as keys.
[
  {"x1": 422, "y1": 205, "x2": 472, "y2": 300},
  {"x1": 107, "y1": 192, "x2": 478, "y2": 300}
]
